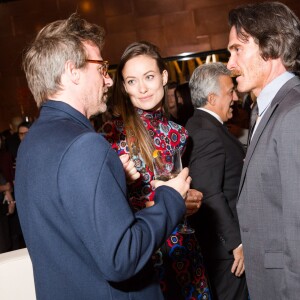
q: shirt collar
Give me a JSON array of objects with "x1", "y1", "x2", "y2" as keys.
[
  {"x1": 257, "y1": 72, "x2": 295, "y2": 117},
  {"x1": 198, "y1": 107, "x2": 223, "y2": 124}
]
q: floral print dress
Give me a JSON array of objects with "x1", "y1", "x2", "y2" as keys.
[{"x1": 103, "y1": 108, "x2": 211, "y2": 300}]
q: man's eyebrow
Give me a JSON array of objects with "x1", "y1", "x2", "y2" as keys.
[{"x1": 228, "y1": 43, "x2": 240, "y2": 51}]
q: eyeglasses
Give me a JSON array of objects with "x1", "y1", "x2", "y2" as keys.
[{"x1": 85, "y1": 59, "x2": 109, "y2": 77}]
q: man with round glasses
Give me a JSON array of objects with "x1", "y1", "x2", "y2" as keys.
[{"x1": 15, "y1": 13, "x2": 191, "y2": 300}]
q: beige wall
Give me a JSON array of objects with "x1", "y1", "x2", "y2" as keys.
[{"x1": 1, "y1": 0, "x2": 300, "y2": 131}]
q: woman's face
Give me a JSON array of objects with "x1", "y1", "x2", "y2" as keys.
[{"x1": 122, "y1": 55, "x2": 168, "y2": 111}]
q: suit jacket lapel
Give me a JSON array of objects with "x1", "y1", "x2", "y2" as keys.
[
  {"x1": 196, "y1": 109, "x2": 244, "y2": 150},
  {"x1": 238, "y1": 76, "x2": 300, "y2": 198},
  {"x1": 196, "y1": 109, "x2": 221, "y2": 127},
  {"x1": 207, "y1": 110, "x2": 245, "y2": 150},
  {"x1": 223, "y1": 123, "x2": 245, "y2": 150}
]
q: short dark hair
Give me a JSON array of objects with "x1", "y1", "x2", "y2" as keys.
[
  {"x1": 228, "y1": 1, "x2": 300, "y2": 74},
  {"x1": 167, "y1": 81, "x2": 178, "y2": 90},
  {"x1": 18, "y1": 121, "x2": 32, "y2": 131}
]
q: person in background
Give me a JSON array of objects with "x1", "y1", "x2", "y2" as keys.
[
  {"x1": 17, "y1": 121, "x2": 32, "y2": 142},
  {"x1": 8, "y1": 121, "x2": 32, "y2": 251},
  {"x1": 103, "y1": 41, "x2": 211, "y2": 300},
  {"x1": 0, "y1": 172, "x2": 15, "y2": 253},
  {"x1": 0, "y1": 125, "x2": 27, "y2": 252},
  {"x1": 15, "y1": 14, "x2": 190, "y2": 300},
  {"x1": 0, "y1": 134, "x2": 14, "y2": 187},
  {"x1": 226, "y1": 90, "x2": 254, "y2": 151},
  {"x1": 175, "y1": 82, "x2": 194, "y2": 126},
  {"x1": 183, "y1": 62, "x2": 248, "y2": 300},
  {"x1": 4, "y1": 116, "x2": 23, "y2": 161},
  {"x1": 227, "y1": 2, "x2": 300, "y2": 299},
  {"x1": 166, "y1": 81, "x2": 179, "y2": 122}
]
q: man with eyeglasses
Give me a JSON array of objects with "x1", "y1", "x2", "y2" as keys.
[{"x1": 15, "y1": 13, "x2": 191, "y2": 300}]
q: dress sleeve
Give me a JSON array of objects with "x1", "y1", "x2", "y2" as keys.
[{"x1": 102, "y1": 119, "x2": 127, "y2": 155}]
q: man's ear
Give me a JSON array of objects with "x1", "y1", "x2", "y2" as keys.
[
  {"x1": 65, "y1": 60, "x2": 80, "y2": 84},
  {"x1": 207, "y1": 93, "x2": 216, "y2": 106},
  {"x1": 162, "y1": 69, "x2": 168, "y2": 86}
]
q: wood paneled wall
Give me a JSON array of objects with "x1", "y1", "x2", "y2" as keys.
[{"x1": 1, "y1": 0, "x2": 300, "y2": 131}]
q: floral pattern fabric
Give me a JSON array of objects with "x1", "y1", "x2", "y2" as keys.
[{"x1": 103, "y1": 108, "x2": 211, "y2": 300}]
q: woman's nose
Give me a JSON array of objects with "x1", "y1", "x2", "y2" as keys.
[{"x1": 139, "y1": 81, "x2": 148, "y2": 94}]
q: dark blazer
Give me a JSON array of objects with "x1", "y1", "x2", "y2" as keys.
[
  {"x1": 15, "y1": 100, "x2": 185, "y2": 300},
  {"x1": 183, "y1": 109, "x2": 245, "y2": 260},
  {"x1": 237, "y1": 76, "x2": 300, "y2": 299}
]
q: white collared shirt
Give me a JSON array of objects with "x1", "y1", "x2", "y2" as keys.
[
  {"x1": 198, "y1": 107, "x2": 223, "y2": 124},
  {"x1": 252, "y1": 72, "x2": 295, "y2": 137}
]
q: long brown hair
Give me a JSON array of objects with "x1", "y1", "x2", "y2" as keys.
[{"x1": 111, "y1": 41, "x2": 168, "y2": 168}]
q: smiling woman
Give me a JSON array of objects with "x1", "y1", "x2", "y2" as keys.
[
  {"x1": 122, "y1": 55, "x2": 168, "y2": 112},
  {"x1": 102, "y1": 41, "x2": 211, "y2": 300}
]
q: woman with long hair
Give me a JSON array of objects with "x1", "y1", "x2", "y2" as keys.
[{"x1": 103, "y1": 41, "x2": 211, "y2": 299}]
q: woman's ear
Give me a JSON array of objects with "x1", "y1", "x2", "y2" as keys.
[{"x1": 162, "y1": 69, "x2": 168, "y2": 86}]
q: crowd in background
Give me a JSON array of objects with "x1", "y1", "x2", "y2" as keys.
[{"x1": 0, "y1": 117, "x2": 32, "y2": 254}]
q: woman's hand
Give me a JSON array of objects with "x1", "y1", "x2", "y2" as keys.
[
  {"x1": 185, "y1": 189, "x2": 202, "y2": 216},
  {"x1": 119, "y1": 154, "x2": 140, "y2": 184}
]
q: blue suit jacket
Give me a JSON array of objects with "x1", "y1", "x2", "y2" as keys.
[{"x1": 15, "y1": 100, "x2": 185, "y2": 300}]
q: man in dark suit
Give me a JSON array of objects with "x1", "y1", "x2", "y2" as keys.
[
  {"x1": 183, "y1": 62, "x2": 248, "y2": 299},
  {"x1": 15, "y1": 14, "x2": 191, "y2": 300},
  {"x1": 227, "y1": 2, "x2": 300, "y2": 299}
]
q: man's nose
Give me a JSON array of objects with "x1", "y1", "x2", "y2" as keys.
[
  {"x1": 227, "y1": 55, "x2": 236, "y2": 72},
  {"x1": 232, "y1": 89, "x2": 239, "y2": 101},
  {"x1": 104, "y1": 74, "x2": 113, "y2": 87}
]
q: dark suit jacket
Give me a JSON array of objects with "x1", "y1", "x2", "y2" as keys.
[
  {"x1": 237, "y1": 76, "x2": 300, "y2": 299},
  {"x1": 183, "y1": 109, "x2": 245, "y2": 260},
  {"x1": 15, "y1": 100, "x2": 185, "y2": 300}
]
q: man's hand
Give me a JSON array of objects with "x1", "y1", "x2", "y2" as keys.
[
  {"x1": 185, "y1": 189, "x2": 202, "y2": 216},
  {"x1": 231, "y1": 245, "x2": 245, "y2": 277},
  {"x1": 119, "y1": 154, "x2": 140, "y2": 184},
  {"x1": 150, "y1": 167, "x2": 191, "y2": 199},
  {"x1": 4, "y1": 191, "x2": 15, "y2": 215}
]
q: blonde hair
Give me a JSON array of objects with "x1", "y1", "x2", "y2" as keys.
[{"x1": 23, "y1": 13, "x2": 105, "y2": 107}]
